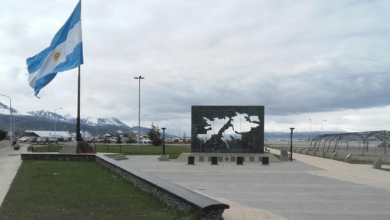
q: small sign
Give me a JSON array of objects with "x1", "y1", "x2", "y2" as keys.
[{"x1": 16, "y1": 130, "x2": 21, "y2": 134}]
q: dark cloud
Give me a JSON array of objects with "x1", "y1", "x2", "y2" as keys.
[{"x1": 1, "y1": 0, "x2": 389, "y2": 134}]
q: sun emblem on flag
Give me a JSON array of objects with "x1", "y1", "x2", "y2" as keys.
[{"x1": 53, "y1": 51, "x2": 61, "y2": 62}]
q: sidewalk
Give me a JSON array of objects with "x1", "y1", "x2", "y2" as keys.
[
  {"x1": 121, "y1": 152, "x2": 390, "y2": 220},
  {"x1": 270, "y1": 148, "x2": 390, "y2": 191},
  {"x1": 0, "y1": 141, "x2": 26, "y2": 208}
]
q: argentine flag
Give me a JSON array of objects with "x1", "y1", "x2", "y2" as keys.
[{"x1": 27, "y1": 1, "x2": 83, "y2": 96}]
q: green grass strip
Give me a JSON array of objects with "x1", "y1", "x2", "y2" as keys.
[{"x1": 0, "y1": 160, "x2": 198, "y2": 220}]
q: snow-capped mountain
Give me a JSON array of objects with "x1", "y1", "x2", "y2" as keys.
[
  {"x1": 0, "y1": 102, "x2": 27, "y2": 116},
  {"x1": 0, "y1": 102, "x2": 131, "y2": 129},
  {"x1": 26, "y1": 110, "x2": 128, "y2": 127}
]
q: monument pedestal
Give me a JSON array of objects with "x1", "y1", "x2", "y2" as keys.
[{"x1": 158, "y1": 155, "x2": 169, "y2": 161}]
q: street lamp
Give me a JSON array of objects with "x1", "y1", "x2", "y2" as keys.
[
  {"x1": 290, "y1": 127, "x2": 295, "y2": 161},
  {"x1": 162, "y1": 127, "x2": 166, "y2": 155},
  {"x1": 0, "y1": 94, "x2": 13, "y2": 145},
  {"x1": 96, "y1": 122, "x2": 99, "y2": 143},
  {"x1": 134, "y1": 76, "x2": 145, "y2": 149},
  {"x1": 322, "y1": 120, "x2": 327, "y2": 134},
  {"x1": 54, "y1": 108, "x2": 62, "y2": 140},
  {"x1": 142, "y1": 115, "x2": 147, "y2": 137},
  {"x1": 309, "y1": 119, "x2": 311, "y2": 141}
]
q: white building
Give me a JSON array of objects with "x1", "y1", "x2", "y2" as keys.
[{"x1": 25, "y1": 130, "x2": 71, "y2": 139}]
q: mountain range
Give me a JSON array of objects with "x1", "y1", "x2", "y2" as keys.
[
  {"x1": 0, "y1": 102, "x2": 346, "y2": 139},
  {"x1": 0, "y1": 102, "x2": 151, "y2": 136}
]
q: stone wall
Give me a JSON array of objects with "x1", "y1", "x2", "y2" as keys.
[
  {"x1": 21, "y1": 153, "x2": 228, "y2": 220},
  {"x1": 95, "y1": 156, "x2": 228, "y2": 220},
  {"x1": 21, "y1": 153, "x2": 95, "y2": 162}
]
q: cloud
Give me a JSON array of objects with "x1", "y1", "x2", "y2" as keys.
[{"x1": 1, "y1": 0, "x2": 389, "y2": 136}]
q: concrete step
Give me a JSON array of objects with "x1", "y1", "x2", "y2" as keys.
[
  {"x1": 104, "y1": 153, "x2": 128, "y2": 161},
  {"x1": 104, "y1": 153, "x2": 123, "y2": 157},
  {"x1": 106, "y1": 154, "x2": 127, "y2": 158},
  {"x1": 115, "y1": 157, "x2": 129, "y2": 161}
]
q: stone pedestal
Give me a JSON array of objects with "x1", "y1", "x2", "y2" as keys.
[
  {"x1": 188, "y1": 156, "x2": 195, "y2": 165},
  {"x1": 373, "y1": 158, "x2": 382, "y2": 169},
  {"x1": 332, "y1": 152, "x2": 337, "y2": 160},
  {"x1": 158, "y1": 155, "x2": 169, "y2": 161},
  {"x1": 345, "y1": 154, "x2": 352, "y2": 163},
  {"x1": 280, "y1": 150, "x2": 289, "y2": 161},
  {"x1": 236, "y1": 157, "x2": 244, "y2": 165}
]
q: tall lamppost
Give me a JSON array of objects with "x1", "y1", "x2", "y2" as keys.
[
  {"x1": 162, "y1": 127, "x2": 166, "y2": 155},
  {"x1": 96, "y1": 122, "x2": 99, "y2": 143},
  {"x1": 0, "y1": 94, "x2": 13, "y2": 144},
  {"x1": 322, "y1": 120, "x2": 327, "y2": 134},
  {"x1": 134, "y1": 76, "x2": 145, "y2": 149},
  {"x1": 290, "y1": 127, "x2": 295, "y2": 161},
  {"x1": 54, "y1": 108, "x2": 62, "y2": 140},
  {"x1": 309, "y1": 119, "x2": 311, "y2": 142},
  {"x1": 142, "y1": 115, "x2": 147, "y2": 137}
]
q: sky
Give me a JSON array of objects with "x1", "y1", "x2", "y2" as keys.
[{"x1": 1, "y1": 0, "x2": 390, "y2": 136}]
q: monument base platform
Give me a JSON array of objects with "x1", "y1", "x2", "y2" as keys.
[{"x1": 176, "y1": 153, "x2": 281, "y2": 163}]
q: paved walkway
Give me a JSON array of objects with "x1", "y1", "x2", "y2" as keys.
[
  {"x1": 0, "y1": 141, "x2": 26, "y2": 208},
  {"x1": 121, "y1": 151, "x2": 390, "y2": 220},
  {"x1": 58, "y1": 142, "x2": 77, "y2": 154},
  {"x1": 1, "y1": 144, "x2": 390, "y2": 219}
]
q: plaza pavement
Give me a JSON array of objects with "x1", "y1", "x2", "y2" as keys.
[
  {"x1": 1, "y1": 143, "x2": 390, "y2": 219},
  {"x1": 120, "y1": 149, "x2": 390, "y2": 220}
]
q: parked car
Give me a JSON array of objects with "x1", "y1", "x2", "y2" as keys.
[
  {"x1": 142, "y1": 139, "x2": 151, "y2": 144},
  {"x1": 184, "y1": 139, "x2": 191, "y2": 144},
  {"x1": 18, "y1": 137, "x2": 30, "y2": 142},
  {"x1": 49, "y1": 138, "x2": 59, "y2": 144},
  {"x1": 377, "y1": 143, "x2": 390, "y2": 148},
  {"x1": 36, "y1": 137, "x2": 49, "y2": 145},
  {"x1": 109, "y1": 137, "x2": 117, "y2": 143},
  {"x1": 172, "y1": 139, "x2": 183, "y2": 144}
]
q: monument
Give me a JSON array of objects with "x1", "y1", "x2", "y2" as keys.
[{"x1": 191, "y1": 105, "x2": 264, "y2": 153}]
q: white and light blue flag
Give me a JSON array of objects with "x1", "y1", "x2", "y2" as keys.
[{"x1": 27, "y1": 1, "x2": 83, "y2": 97}]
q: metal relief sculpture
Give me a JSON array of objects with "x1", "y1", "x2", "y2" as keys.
[{"x1": 191, "y1": 106, "x2": 264, "y2": 153}]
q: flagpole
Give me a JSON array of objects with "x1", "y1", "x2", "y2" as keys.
[
  {"x1": 77, "y1": 0, "x2": 82, "y2": 142},
  {"x1": 76, "y1": 66, "x2": 81, "y2": 141}
]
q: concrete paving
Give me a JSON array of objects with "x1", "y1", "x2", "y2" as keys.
[
  {"x1": 59, "y1": 142, "x2": 77, "y2": 154},
  {"x1": 120, "y1": 152, "x2": 390, "y2": 220},
  {"x1": 0, "y1": 141, "x2": 26, "y2": 208},
  {"x1": 1, "y1": 142, "x2": 390, "y2": 219}
]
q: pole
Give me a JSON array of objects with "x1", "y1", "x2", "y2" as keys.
[
  {"x1": 309, "y1": 119, "x2": 311, "y2": 141},
  {"x1": 322, "y1": 120, "x2": 327, "y2": 134},
  {"x1": 76, "y1": 66, "x2": 81, "y2": 141},
  {"x1": 134, "y1": 76, "x2": 144, "y2": 149},
  {"x1": 290, "y1": 128, "x2": 295, "y2": 161},
  {"x1": 138, "y1": 77, "x2": 140, "y2": 148},
  {"x1": 162, "y1": 128, "x2": 166, "y2": 155},
  {"x1": 55, "y1": 108, "x2": 62, "y2": 142},
  {"x1": 142, "y1": 115, "x2": 146, "y2": 137},
  {"x1": 0, "y1": 94, "x2": 12, "y2": 145}
]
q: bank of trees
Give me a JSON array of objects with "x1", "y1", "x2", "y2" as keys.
[{"x1": 148, "y1": 123, "x2": 162, "y2": 146}]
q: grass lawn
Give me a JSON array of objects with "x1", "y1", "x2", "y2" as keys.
[
  {"x1": 0, "y1": 160, "x2": 198, "y2": 220},
  {"x1": 27, "y1": 145, "x2": 62, "y2": 152},
  {"x1": 93, "y1": 144, "x2": 191, "y2": 159}
]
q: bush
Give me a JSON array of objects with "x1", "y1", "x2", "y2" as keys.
[{"x1": 126, "y1": 136, "x2": 136, "y2": 144}]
